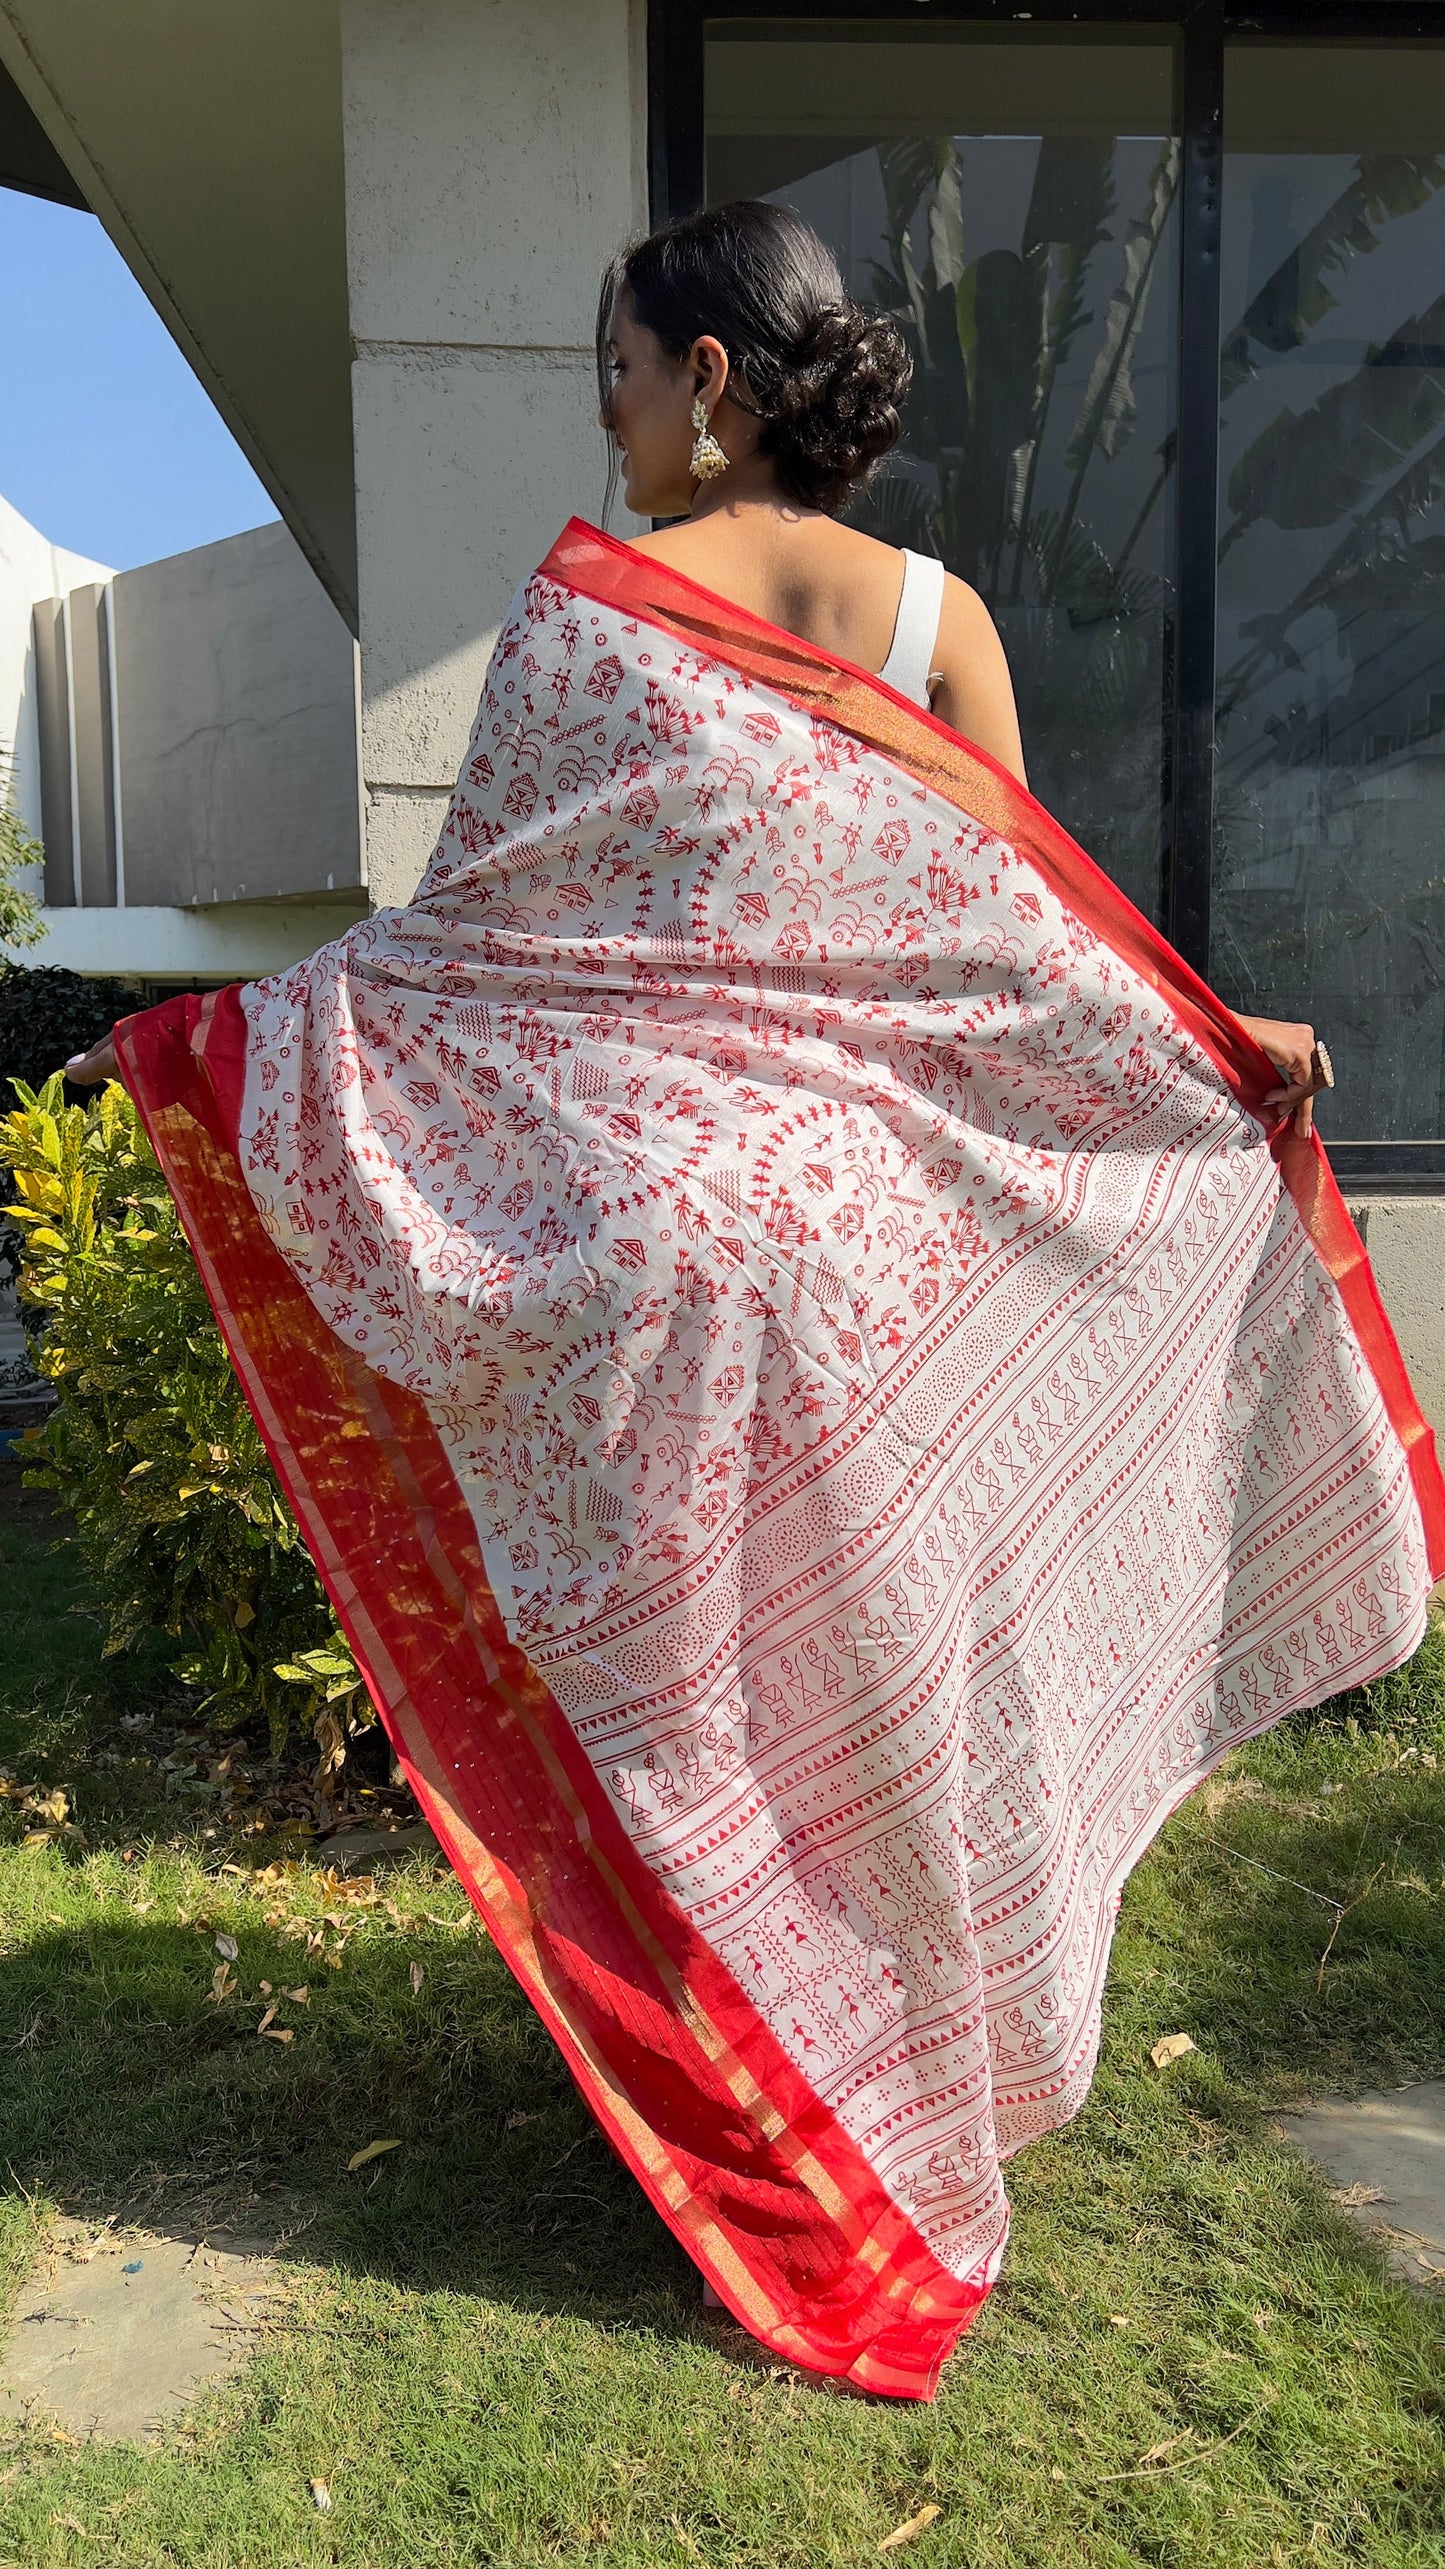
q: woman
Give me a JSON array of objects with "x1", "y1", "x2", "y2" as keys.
[{"x1": 68, "y1": 202, "x2": 1442, "y2": 2399}]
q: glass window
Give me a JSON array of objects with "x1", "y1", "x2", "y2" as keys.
[
  {"x1": 706, "y1": 22, "x2": 1181, "y2": 924},
  {"x1": 1212, "y1": 47, "x2": 1445, "y2": 1142}
]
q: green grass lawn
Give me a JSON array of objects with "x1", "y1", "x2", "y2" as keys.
[{"x1": 0, "y1": 1459, "x2": 1441, "y2": 2567}]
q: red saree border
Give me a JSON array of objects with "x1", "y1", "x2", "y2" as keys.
[
  {"x1": 113, "y1": 988, "x2": 996, "y2": 2399},
  {"x1": 544, "y1": 518, "x2": 1445, "y2": 1580}
]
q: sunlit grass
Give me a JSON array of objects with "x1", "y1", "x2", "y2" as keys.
[{"x1": 0, "y1": 1469, "x2": 1440, "y2": 2566}]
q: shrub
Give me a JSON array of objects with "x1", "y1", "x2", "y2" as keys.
[
  {"x1": 0, "y1": 962, "x2": 142, "y2": 1108},
  {"x1": 0, "y1": 740, "x2": 45, "y2": 952},
  {"x1": 0, "y1": 1073, "x2": 371, "y2": 1761}
]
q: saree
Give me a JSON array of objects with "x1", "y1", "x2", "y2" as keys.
[{"x1": 116, "y1": 519, "x2": 1445, "y2": 2400}]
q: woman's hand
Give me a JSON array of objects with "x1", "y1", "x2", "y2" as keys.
[
  {"x1": 1235, "y1": 1014, "x2": 1330, "y2": 1138},
  {"x1": 64, "y1": 1033, "x2": 121, "y2": 1087}
]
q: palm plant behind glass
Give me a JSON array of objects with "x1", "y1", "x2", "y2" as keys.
[
  {"x1": 852, "y1": 132, "x2": 1180, "y2": 921},
  {"x1": 853, "y1": 128, "x2": 1445, "y2": 1135},
  {"x1": 1209, "y1": 151, "x2": 1445, "y2": 1138}
]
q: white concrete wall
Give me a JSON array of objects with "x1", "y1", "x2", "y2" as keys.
[
  {"x1": 113, "y1": 523, "x2": 363, "y2": 906},
  {"x1": 3, "y1": 489, "x2": 364, "y2": 977},
  {"x1": 0, "y1": 490, "x2": 110, "y2": 846},
  {"x1": 340, "y1": 0, "x2": 647, "y2": 904},
  {"x1": 28, "y1": 896, "x2": 368, "y2": 981}
]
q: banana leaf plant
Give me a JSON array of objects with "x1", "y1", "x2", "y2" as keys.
[
  {"x1": 852, "y1": 131, "x2": 1181, "y2": 917},
  {"x1": 1209, "y1": 152, "x2": 1445, "y2": 1135}
]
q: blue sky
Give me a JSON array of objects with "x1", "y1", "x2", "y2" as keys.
[{"x1": 1, "y1": 189, "x2": 276, "y2": 570}]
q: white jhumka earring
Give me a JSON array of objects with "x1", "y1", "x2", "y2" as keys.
[{"x1": 689, "y1": 394, "x2": 729, "y2": 483}]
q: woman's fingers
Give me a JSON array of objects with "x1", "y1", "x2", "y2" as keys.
[
  {"x1": 63, "y1": 1034, "x2": 120, "y2": 1086},
  {"x1": 1260, "y1": 1078, "x2": 1320, "y2": 1137},
  {"x1": 1261, "y1": 1049, "x2": 1324, "y2": 1139},
  {"x1": 1265, "y1": 1028, "x2": 1315, "y2": 1092},
  {"x1": 1260, "y1": 1088, "x2": 1315, "y2": 1137},
  {"x1": 1239, "y1": 1014, "x2": 1325, "y2": 1140}
]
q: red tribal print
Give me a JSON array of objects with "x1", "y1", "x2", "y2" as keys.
[{"x1": 117, "y1": 521, "x2": 1445, "y2": 2400}]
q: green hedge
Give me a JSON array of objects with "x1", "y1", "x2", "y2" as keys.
[
  {"x1": 0, "y1": 1073, "x2": 372, "y2": 1761},
  {"x1": 0, "y1": 962, "x2": 141, "y2": 1105}
]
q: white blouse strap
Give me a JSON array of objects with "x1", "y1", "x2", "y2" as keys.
[{"x1": 878, "y1": 549, "x2": 946, "y2": 708}]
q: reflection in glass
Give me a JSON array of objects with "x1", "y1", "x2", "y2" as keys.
[
  {"x1": 706, "y1": 26, "x2": 1180, "y2": 922},
  {"x1": 1212, "y1": 49, "x2": 1445, "y2": 1140}
]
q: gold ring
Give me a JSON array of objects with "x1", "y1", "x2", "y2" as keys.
[{"x1": 1311, "y1": 1041, "x2": 1334, "y2": 1091}]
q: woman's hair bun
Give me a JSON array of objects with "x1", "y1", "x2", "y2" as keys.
[
  {"x1": 759, "y1": 299, "x2": 912, "y2": 515},
  {"x1": 600, "y1": 201, "x2": 912, "y2": 516}
]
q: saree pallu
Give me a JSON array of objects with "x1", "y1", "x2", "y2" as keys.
[{"x1": 117, "y1": 520, "x2": 1445, "y2": 2400}]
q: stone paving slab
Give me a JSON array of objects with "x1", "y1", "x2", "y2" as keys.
[
  {"x1": 1277, "y1": 2080, "x2": 1445, "y2": 2290},
  {"x1": 0, "y1": 2220, "x2": 279, "y2": 2440}
]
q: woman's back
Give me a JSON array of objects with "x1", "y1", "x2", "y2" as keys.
[
  {"x1": 630, "y1": 510, "x2": 917, "y2": 682},
  {"x1": 628, "y1": 505, "x2": 1027, "y2": 780}
]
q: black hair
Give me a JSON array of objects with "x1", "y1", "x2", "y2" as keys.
[{"x1": 597, "y1": 200, "x2": 912, "y2": 517}]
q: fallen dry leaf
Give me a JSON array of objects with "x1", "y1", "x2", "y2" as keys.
[
  {"x1": 214, "y1": 1932, "x2": 239, "y2": 1962},
  {"x1": 879, "y1": 2504, "x2": 942, "y2": 2553},
  {"x1": 410, "y1": 1961, "x2": 424, "y2": 1996},
  {"x1": 309, "y1": 2477, "x2": 331, "y2": 2513},
  {"x1": 1149, "y1": 2032, "x2": 1198, "y2": 2070},
  {"x1": 324, "y1": 1868, "x2": 378, "y2": 1902},
  {"x1": 261, "y1": 2026, "x2": 294, "y2": 2044},
  {"x1": 208, "y1": 1963, "x2": 237, "y2": 2005},
  {"x1": 347, "y1": 2138, "x2": 402, "y2": 2172},
  {"x1": 1134, "y1": 2433, "x2": 1193, "y2": 2467},
  {"x1": 257, "y1": 2004, "x2": 278, "y2": 2035},
  {"x1": 1333, "y1": 2184, "x2": 1386, "y2": 2209},
  {"x1": 1108, "y1": 2313, "x2": 1130, "y2": 2328},
  {"x1": 1097, "y1": 2418, "x2": 1250, "y2": 2486},
  {"x1": 287, "y1": 1985, "x2": 310, "y2": 2005}
]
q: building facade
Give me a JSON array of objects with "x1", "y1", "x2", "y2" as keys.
[
  {"x1": 0, "y1": 0, "x2": 1441, "y2": 1421},
  {"x1": 22, "y1": 509, "x2": 367, "y2": 980}
]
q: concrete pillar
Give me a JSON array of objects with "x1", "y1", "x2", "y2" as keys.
[{"x1": 339, "y1": 0, "x2": 647, "y2": 906}]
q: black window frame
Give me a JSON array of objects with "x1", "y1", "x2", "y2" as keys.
[{"x1": 650, "y1": 0, "x2": 1445, "y2": 1186}]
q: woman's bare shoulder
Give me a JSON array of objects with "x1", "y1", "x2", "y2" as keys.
[
  {"x1": 938, "y1": 569, "x2": 1006, "y2": 642},
  {"x1": 814, "y1": 519, "x2": 909, "y2": 574},
  {"x1": 932, "y1": 573, "x2": 1027, "y2": 784},
  {"x1": 621, "y1": 516, "x2": 902, "y2": 568},
  {"x1": 619, "y1": 525, "x2": 680, "y2": 558}
]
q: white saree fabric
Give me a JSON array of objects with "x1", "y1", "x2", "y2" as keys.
[{"x1": 230, "y1": 549, "x2": 1431, "y2": 2289}]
